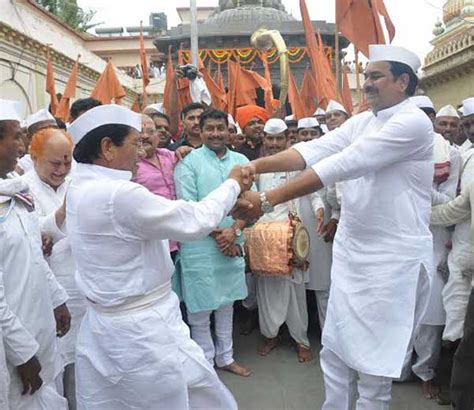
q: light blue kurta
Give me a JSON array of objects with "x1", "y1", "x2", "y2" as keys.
[{"x1": 174, "y1": 145, "x2": 248, "y2": 313}]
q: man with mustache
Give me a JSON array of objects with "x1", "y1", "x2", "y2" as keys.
[
  {"x1": 232, "y1": 45, "x2": 434, "y2": 409},
  {"x1": 174, "y1": 109, "x2": 252, "y2": 377},
  {"x1": 435, "y1": 105, "x2": 462, "y2": 146},
  {"x1": 169, "y1": 102, "x2": 205, "y2": 151}
]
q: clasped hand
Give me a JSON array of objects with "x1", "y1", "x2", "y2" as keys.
[{"x1": 228, "y1": 164, "x2": 264, "y2": 222}]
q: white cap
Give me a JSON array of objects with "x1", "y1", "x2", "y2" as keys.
[
  {"x1": 284, "y1": 114, "x2": 295, "y2": 121},
  {"x1": 462, "y1": 97, "x2": 474, "y2": 116},
  {"x1": 228, "y1": 114, "x2": 236, "y2": 126},
  {"x1": 263, "y1": 118, "x2": 287, "y2": 135},
  {"x1": 298, "y1": 117, "x2": 319, "y2": 129},
  {"x1": 321, "y1": 124, "x2": 329, "y2": 133},
  {"x1": 313, "y1": 107, "x2": 325, "y2": 116},
  {"x1": 144, "y1": 103, "x2": 164, "y2": 113},
  {"x1": 436, "y1": 104, "x2": 460, "y2": 119},
  {"x1": 410, "y1": 96, "x2": 434, "y2": 109},
  {"x1": 0, "y1": 99, "x2": 24, "y2": 122},
  {"x1": 26, "y1": 108, "x2": 56, "y2": 129},
  {"x1": 326, "y1": 100, "x2": 347, "y2": 114},
  {"x1": 68, "y1": 104, "x2": 142, "y2": 145},
  {"x1": 369, "y1": 44, "x2": 421, "y2": 73}
]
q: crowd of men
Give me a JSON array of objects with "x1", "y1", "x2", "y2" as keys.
[{"x1": 0, "y1": 43, "x2": 473, "y2": 410}]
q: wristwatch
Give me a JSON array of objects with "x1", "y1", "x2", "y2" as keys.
[
  {"x1": 260, "y1": 192, "x2": 274, "y2": 213},
  {"x1": 233, "y1": 227, "x2": 242, "y2": 237}
]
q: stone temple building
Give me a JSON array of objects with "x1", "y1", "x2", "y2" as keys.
[
  {"x1": 154, "y1": 0, "x2": 348, "y2": 97},
  {"x1": 421, "y1": 0, "x2": 474, "y2": 108}
]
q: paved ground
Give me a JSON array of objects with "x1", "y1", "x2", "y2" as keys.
[{"x1": 218, "y1": 327, "x2": 442, "y2": 410}]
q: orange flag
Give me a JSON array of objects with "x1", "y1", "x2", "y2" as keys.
[
  {"x1": 131, "y1": 97, "x2": 141, "y2": 113},
  {"x1": 91, "y1": 59, "x2": 126, "y2": 104},
  {"x1": 299, "y1": 0, "x2": 336, "y2": 108},
  {"x1": 46, "y1": 48, "x2": 59, "y2": 115},
  {"x1": 176, "y1": 50, "x2": 192, "y2": 111},
  {"x1": 216, "y1": 63, "x2": 226, "y2": 95},
  {"x1": 198, "y1": 57, "x2": 227, "y2": 111},
  {"x1": 56, "y1": 55, "x2": 80, "y2": 122},
  {"x1": 336, "y1": 0, "x2": 395, "y2": 58},
  {"x1": 341, "y1": 69, "x2": 353, "y2": 115},
  {"x1": 300, "y1": 68, "x2": 318, "y2": 116},
  {"x1": 162, "y1": 46, "x2": 174, "y2": 114},
  {"x1": 139, "y1": 22, "x2": 150, "y2": 106},
  {"x1": 288, "y1": 66, "x2": 306, "y2": 120},
  {"x1": 261, "y1": 52, "x2": 274, "y2": 116}
]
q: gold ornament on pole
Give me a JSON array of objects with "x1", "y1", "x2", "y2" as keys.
[{"x1": 250, "y1": 28, "x2": 289, "y2": 109}]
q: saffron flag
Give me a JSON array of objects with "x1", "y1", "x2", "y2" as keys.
[
  {"x1": 56, "y1": 56, "x2": 80, "y2": 122},
  {"x1": 198, "y1": 56, "x2": 227, "y2": 111},
  {"x1": 341, "y1": 69, "x2": 353, "y2": 115},
  {"x1": 176, "y1": 51, "x2": 192, "y2": 111},
  {"x1": 288, "y1": 66, "x2": 306, "y2": 120},
  {"x1": 336, "y1": 0, "x2": 395, "y2": 58},
  {"x1": 46, "y1": 48, "x2": 59, "y2": 115},
  {"x1": 91, "y1": 59, "x2": 126, "y2": 104},
  {"x1": 300, "y1": 67, "x2": 318, "y2": 116}
]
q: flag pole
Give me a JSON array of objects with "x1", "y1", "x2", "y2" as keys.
[
  {"x1": 335, "y1": 19, "x2": 341, "y2": 95},
  {"x1": 190, "y1": 0, "x2": 199, "y2": 67},
  {"x1": 354, "y1": 48, "x2": 362, "y2": 106}
]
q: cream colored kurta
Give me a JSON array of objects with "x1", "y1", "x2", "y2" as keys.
[
  {"x1": 67, "y1": 163, "x2": 240, "y2": 410},
  {"x1": 293, "y1": 99, "x2": 434, "y2": 378},
  {"x1": 22, "y1": 170, "x2": 86, "y2": 366},
  {"x1": 0, "y1": 177, "x2": 68, "y2": 409}
]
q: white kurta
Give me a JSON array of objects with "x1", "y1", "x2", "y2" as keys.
[
  {"x1": 22, "y1": 170, "x2": 86, "y2": 366},
  {"x1": 67, "y1": 163, "x2": 239, "y2": 409},
  {"x1": 443, "y1": 145, "x2": 474, "y2": 341},
  {"x1": 423, "y1": 142, "x2": 462, "y2": 325},
  {"x1": 0, "y1": 177, "x2": 68, "y2": 409},
  {"x1": 293, "y1": 99, "x2": 434, "y2": 378}
]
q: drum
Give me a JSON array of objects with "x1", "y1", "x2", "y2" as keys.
[{"x1": 244, "y1": 213, "x2": 310, "y2": 277}]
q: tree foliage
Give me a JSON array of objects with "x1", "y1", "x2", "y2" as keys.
[{"x1": 36, "y1": 0, "x2": 98, "y2": 33}]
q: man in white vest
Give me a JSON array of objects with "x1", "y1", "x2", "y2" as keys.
[{"x1": 232, "y1": 45, "x2": 434, "y2": 408}]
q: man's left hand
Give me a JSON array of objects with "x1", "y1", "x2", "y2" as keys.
[
  {"x1": 54, "y1": 303, "x2": 71, "y2": 338},
  {"x1": 212, "y1": 228, "x2": 236, "y2": 251},
  {"x1": 41, "y1": 234, "x2": 54, "y2": 257},
  {"x1": 175, "y1": 146, "x2": 193, "y2": 161}
]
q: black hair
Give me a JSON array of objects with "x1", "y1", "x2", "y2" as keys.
[
  {"x1": 388, "y1": 61, "x2": 418, "y2": 96},
  {"x1": 419, "y1": 107, "x2": 436, "y2": 120},
  {"x1": 55, "y1": 117, "x2": 67, "y2": 130},
  {"x1": 70, "y1": 98, "x2": 102, "y2": 121},
  {"x1": 73, "y1": 124, "x2": 131, "y2": 164},
  {"x1": 199, "y1": 109, "x2": 229, "y2": 130},
  {"x1": 149, "y1": 111, "x2": 170, "y2": 124},
  {"x1": 285, "y1": 120, "x2": 298, "y2": 128},
  {"x1": 181, "y1": 102, "x2": 205, "y2": 119}
]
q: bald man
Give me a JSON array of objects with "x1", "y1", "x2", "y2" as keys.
[{"x1": 22, "y1": 128, "x2": 83, "y2": 410}]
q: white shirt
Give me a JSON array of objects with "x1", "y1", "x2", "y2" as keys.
[
  {"x1": 22, "y1": 170, "x2": 85, "y2": 366},
  {"x1": 293, "y1": 99, "x2": 434, "y2": 378},
  {"x1": 0, "y1": 177, "x2": 67, "y2": 397},
  {"x1": 67, "y1": 163, "x2": 241, "y2": 307}
]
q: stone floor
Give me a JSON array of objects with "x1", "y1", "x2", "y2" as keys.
[{"x1": 218, "y1": 328, "x2": 442, "y2": 410}]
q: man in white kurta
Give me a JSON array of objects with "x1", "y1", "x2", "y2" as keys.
[
  {"x1": 0, "y1": 99, "x2": 69, "y2": 410},
  {"x1": 66, "y1": 104, "x2": 246, "y2": 410},
  {"x1": 22, "y1": 128, "x2": 85, "y2": 409},
  {"x1": 232, "y1": 45, "x2": 434, "y2": 408}
]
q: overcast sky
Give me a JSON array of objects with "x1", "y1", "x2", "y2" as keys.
[{"x1": 78, "y1": 0, "x2": 445, "y2": 60}]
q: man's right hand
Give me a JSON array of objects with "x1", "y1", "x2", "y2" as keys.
[
  {"x1": 229, "y1": 165, "x2": 254, "y2": 193},
  {"x1": 173, "y1": 68, "x2": 185, "y2": 81},
  {"x1": 17, "y1": 355, "x2": 42, "y2": 395}
]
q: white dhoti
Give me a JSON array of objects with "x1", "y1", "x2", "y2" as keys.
[
  {"x1": 321, "y1": 347, "x2": 392, "y2": 410},
  {"x1": 187, "y1": 303, "x2": 235, "y2": 368},
  {"x1": 315, "y1": 289, "x2": 330, "y2": 330},
  {"x1": 242, "y1": 273, "x2": 258, "y2": 310},
  {"x1": 76, "y1": 283, "x2": 237, "y2": 410},
  {"x1": 0, "y1": 338, "x2": 9, "y2": 410},
  {"x1": 412, "y1": 324, "x2": 444, "y2": 381},
  {"x1": 256, "y1": 275, "x2": 310, "y2": 346},
  {"x1": 8, "y1": 380, "x2": 67, "y2": 410}
]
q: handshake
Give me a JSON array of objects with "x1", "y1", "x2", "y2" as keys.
[{"x1": 227, "y1": 164, "x2": 265, "y2": 222}]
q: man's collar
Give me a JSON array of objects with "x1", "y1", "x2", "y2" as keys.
[
  {"x1": 202, "y1": 144, "x2": 229, "y2": 159},
  {"x1": 375, "y1": 98, "x2": 411, "y2": 121},
  {"x1": 74, "y1": 163, "x2": 132, "y2": 181}
]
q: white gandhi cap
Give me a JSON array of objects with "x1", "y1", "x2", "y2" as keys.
[
  {"x1": 462, "y1": 97, "x2": 474, "y2": 116},
  {"x1": 25, "y1": 108, "x2": 56, "y2": 129},
  {"x1": 68, "y1": 104, "x2": 142, "y2": 145},
  {"x1": 313, "y1": 107, "x2": 325, "y2": 116},
  {"x1": 263, "y1": 118, "x2": 287, "y2": 135},
  {"x1": 0, "y1": 99, "x2": 24, "y2": 122},
  {"x1": 298, "y1": 117, "x2": 319, "y2": 129},
  {"x1": 436, "y1": 105, "x2": 460, "y2": 119},
  {"x1": 410, "y1": 96, "x2": 434, "y2": 109},
  {"x1": 326, "y1": 100, "x2": 347, "y2": 114},
  {"x1": 369, "y1": 44, "x2": 421, "y2": 73}
]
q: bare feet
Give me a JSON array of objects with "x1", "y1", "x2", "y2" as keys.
[
  {"x1": 258, "y1": 337, "x2": 279, "y2": 356},
  {"x1": 422, "y1": 379, "x2": 440, "y2": 399},
  {"x1": 219, "y1": 361, "x2": 252, "y2": 377},
  {"x1": 297, "y1": 344, "x2": 314, "y2": 363}
]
